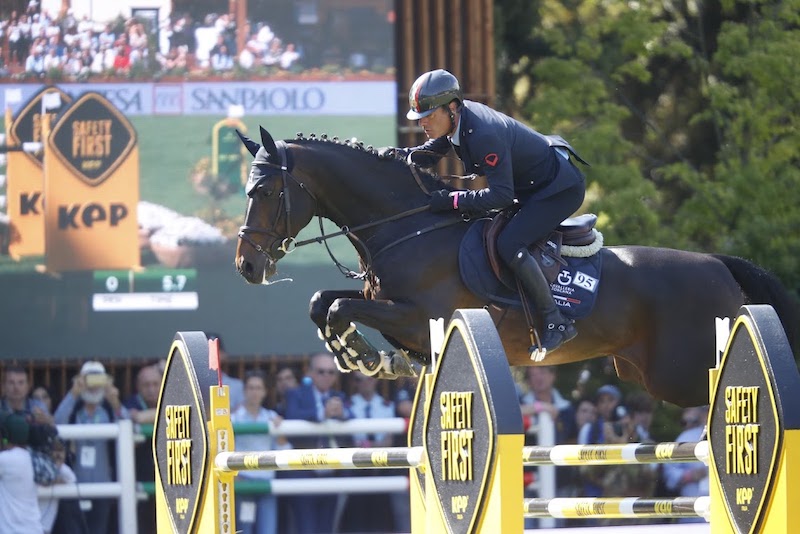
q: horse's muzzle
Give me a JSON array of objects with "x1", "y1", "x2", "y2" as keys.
[{"x1": 236, "y1": 253, "x2": 276, "y2": 284}]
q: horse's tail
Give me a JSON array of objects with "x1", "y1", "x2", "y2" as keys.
[{"x1": 713, "y1": 254, "x2": 800, "y2": 358}]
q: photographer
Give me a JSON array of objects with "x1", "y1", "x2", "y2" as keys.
[
  {"x1": 2, "y1": 365, "x2": 54, "y2": 425},
  {"x1": 2, "y1": 365, "x2": 61, "y2": 492},
  {"x1": 54, "y1": 362, "x2": 129, "y2": 533},
  {"x1": 1, "y1": 411, "x2": 45, "y2": 533}
]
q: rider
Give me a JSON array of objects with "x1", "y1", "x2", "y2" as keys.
[{"x1": 381, "y1": 69, "x2": 587, "y2": 358}]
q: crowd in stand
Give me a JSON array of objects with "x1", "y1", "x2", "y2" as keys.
[
  {"x1": 1, "y1": 343, "x2": 709, "y2": 534},
  {"x1": 0, "y1": 4, "x2": 153, "y2": 80},
  {"x1": 517, "y1": 364, "x2": 710, "y2": 528},
  {"x1": 0, "y1": 3, "x2": 364, "y2": 82}
]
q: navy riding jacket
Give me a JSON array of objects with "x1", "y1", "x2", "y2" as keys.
[{"x1": 407, "y1": 100, "x2": 585, "y2": 213}]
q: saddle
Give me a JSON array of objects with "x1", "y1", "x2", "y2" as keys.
[{"x1": 484, "y1": 208, "x2": 598, "y2": 288}]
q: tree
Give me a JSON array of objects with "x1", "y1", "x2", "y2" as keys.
[{"x1": 494, "y1": 0, "x2": 800, "y2": 289}]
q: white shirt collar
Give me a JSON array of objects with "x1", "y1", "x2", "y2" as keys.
[{"x1": 448, "y1": 113, "x2": 462, "y2": 146}]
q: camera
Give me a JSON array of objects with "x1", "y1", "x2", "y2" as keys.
[
  {"x1": 610, "y1": 404, "x2": 628, "y2": 435},
  {"x1": 85, "y1": 373, "x2": 110, "y2": 389}
]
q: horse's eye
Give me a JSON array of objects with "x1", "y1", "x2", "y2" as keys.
[{"x1": 259, "y1": 186, "x2": 274, "y2": 198}]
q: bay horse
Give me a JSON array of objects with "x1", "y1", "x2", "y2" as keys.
[{"x1": 234, "y1": 127, "x2": 799, "y2": 407}]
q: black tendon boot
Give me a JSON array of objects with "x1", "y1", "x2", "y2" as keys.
[{"x1": 510, "y1": 248, "x2": 577, "y2": 359}]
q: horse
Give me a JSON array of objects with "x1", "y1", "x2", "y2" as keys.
[{"x1": 234, "y1": 127, "x2": 799, "y2": 408}]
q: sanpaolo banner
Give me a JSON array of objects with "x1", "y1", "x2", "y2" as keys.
[
  {"x1": 0, "y1": 81, "x2": 396, "y2": 116},
  {"x1": 43, "y1": 91, "x2": 140, "y2": 272}
]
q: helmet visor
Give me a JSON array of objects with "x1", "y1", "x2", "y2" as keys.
[{"x1": 406, "y1": 107, "x2": 437, "y2": 120}]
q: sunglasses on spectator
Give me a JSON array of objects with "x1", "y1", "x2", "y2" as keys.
[
  {"x1": 315, "y1": 368, "x2": 337, "y2": 375},
  {"x1": 681, "y1": 418, "x2": 699, "y2": 427}
]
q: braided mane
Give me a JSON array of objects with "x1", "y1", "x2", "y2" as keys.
[{"x1": 287, "y1": 132, "x2": 446, "y2": 190}]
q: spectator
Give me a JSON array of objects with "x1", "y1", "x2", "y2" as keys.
[
  {"x1": 626, "y1": 391, "x2": 656, "y2": 443},
  {"x1": 17, "y1": 14, "x2": 33, "y2": 62},
  {"x1": 283, "y1": 352, "x2": 351, "y2": 534},
  {"x1": 272, "y1": 364, "x2": 298, "y2": 533},
  {"x1": 341, "y1": 373, "x2": 394, "y2": 532},
  {"x1": 255, "y1": 23, "x2": 274, "y2": 49},
  {"x1": 25, "y1": 44, "x2": 45, "y2": 75},
  {"x1": 262, "y1": 38, "x2": 282, "y2": 67},
  {"x1": 0, "y1": 412, "x2": 44, "y2": 533},
  {"x1": 576, "y1": 384, "x2": 623, "y2": 503},
  {"x1": 31, "y1": 385, "x2": 54, "y2": 415},
  {"x1": 238, "y1": 32, "x2": 266, "y2": 69},
  {"x1": 2, "y1": 365, "x2": 53, "y2": 425},
  {"x1": 570, "y1": 397, "x2": 597, "y2": 444},
  {"x1": 590, "y1": 391, "x2": 659, "y2": 525},
  {"x1": 101, "y1": 43, "x2": 117, "y2": 71},
  {"x1": 232, "y1": 370, "x2": 286, "y2": 534},
  {"x1": 556, "y1": 396, "x2": 598, "y2": 501},
  {"x1": 76, "y1": 14, "x2": 92, "y2": 35},
  {"x1": 339, "y1": 373, "x2": 396, "y2": 533},
  {"x1": 128, "y1": 24, "x2": 149, "y2": 67},
  {"x1": 577, "y1": 384, "x2": 622, "y2": 445},
  {"x1": 390, "y1": 375, "x2": 417, "y2": 533},
  {"x1": 279, "y1": 42, "x2": 300, "y2": 70},
  {"x1": 53, "y1": 361, "x2": 129, "y2": 534},
  {"x1": 519, "y1": 366, "x2": 576, "y2": 444},
  {"x1": 39, "y1": 438, "x2": 85, "y2": 534},
  {"x1": 274, "y1": 365, "x2": 299, "y2": 417},
  {"x1": 112, "y1": 43, "x2": 130, "y2": 72},
  {"x1": 7, "y1": 14, "x2": 24, "y2": 65},
  {"x1": 97, "y1": 23, "x2": 115, "y2": 48},
  {"x1": 210, "y1": 43, "x2": 234, "y2": 72},
  {"x1": 662, "y1": 405, "x2": 709, "y2": 523},
  {"x1": 519, "y1": 365, "x2": 576, "y2": 529},
  {"x1": 42, "y1": 47, "x2": 62, "y2": 71},
  {"x1": 123, "y1": 365, "x2": 162, "y2": 532}
]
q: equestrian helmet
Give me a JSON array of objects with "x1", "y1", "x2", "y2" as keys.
[{"x1": 407, "y1": 69, "x2": 463, "y2": 120}]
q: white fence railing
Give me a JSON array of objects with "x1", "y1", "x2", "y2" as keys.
[{"x1": 43, "y1": 414, "x2": 556, "y2": 534}]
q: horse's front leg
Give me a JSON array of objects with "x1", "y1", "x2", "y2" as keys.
[
  {"x1": 309, "y1": 289, "x2": 366, "y2": 373},
  {"x1": 325, "y1": 296, "x2": 430, "y2": 378}
]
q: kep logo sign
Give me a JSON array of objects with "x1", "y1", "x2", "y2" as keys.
[{"x1": 44, "y1": 91, "x2": 139, "y2": 271}]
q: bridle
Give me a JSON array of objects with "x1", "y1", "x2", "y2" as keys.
[
  {"x1": 238, "y1": 140, "x2": 466, "y2": 279},
  {"x1": 238, "y1": 141, "x2": 305, "y2": 263}
]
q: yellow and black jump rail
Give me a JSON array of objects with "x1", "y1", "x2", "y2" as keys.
[{"x1": 152, "y1": 305, "x2": 800, "y2": 533}]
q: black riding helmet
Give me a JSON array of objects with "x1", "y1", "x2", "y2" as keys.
[{"x1": 407, "y1": 69, "x2": 463, "y2": 120}]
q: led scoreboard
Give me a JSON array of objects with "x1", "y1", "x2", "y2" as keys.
[{"x1": 92, "y1": 268, "x2": 198, "y2": 311}]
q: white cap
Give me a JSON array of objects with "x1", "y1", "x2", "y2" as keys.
[{"x1": 80, "y1": 361, "x2": 106, "y2": 375}]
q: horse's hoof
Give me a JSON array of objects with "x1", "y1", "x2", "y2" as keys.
[{"x1": 386, "y1": 350, "x2": 419, "y2": 378}]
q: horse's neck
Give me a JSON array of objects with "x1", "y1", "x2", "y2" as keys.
[{"x1": 301, "y1": 153, "x2": 427, "y2": 240}]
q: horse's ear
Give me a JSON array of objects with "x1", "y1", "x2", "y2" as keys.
[
  {"x1": 236, "y1": 130, "x2": 261, "y2": 157},
  {"x1": 259, "y1": 126, "x2": 278, "y2": 155}
]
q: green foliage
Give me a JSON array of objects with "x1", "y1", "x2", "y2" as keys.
[{"x1": 495, "y1": 0, "x2": 800, "y2": 289}]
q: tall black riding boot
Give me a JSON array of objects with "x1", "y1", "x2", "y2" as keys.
[{"x1": 510, "y1": 248, "x2": 577, "y2": 360}]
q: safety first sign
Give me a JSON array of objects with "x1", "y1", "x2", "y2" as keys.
[{"x1": 44, "y1": 91, "x2": 139, "y2": 271}]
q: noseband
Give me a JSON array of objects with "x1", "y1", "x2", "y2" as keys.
[{"x1": 238, "y1": 141, "x2": 313, "y2": 262}]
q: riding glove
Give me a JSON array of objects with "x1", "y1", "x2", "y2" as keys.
[{"x1": 429, "y1": 190, "x2": 454, "y2": 212}]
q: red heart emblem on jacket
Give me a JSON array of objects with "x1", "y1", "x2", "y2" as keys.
[{"x1": 484, "y1": 153, "x2": 499, "y2": 167}]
